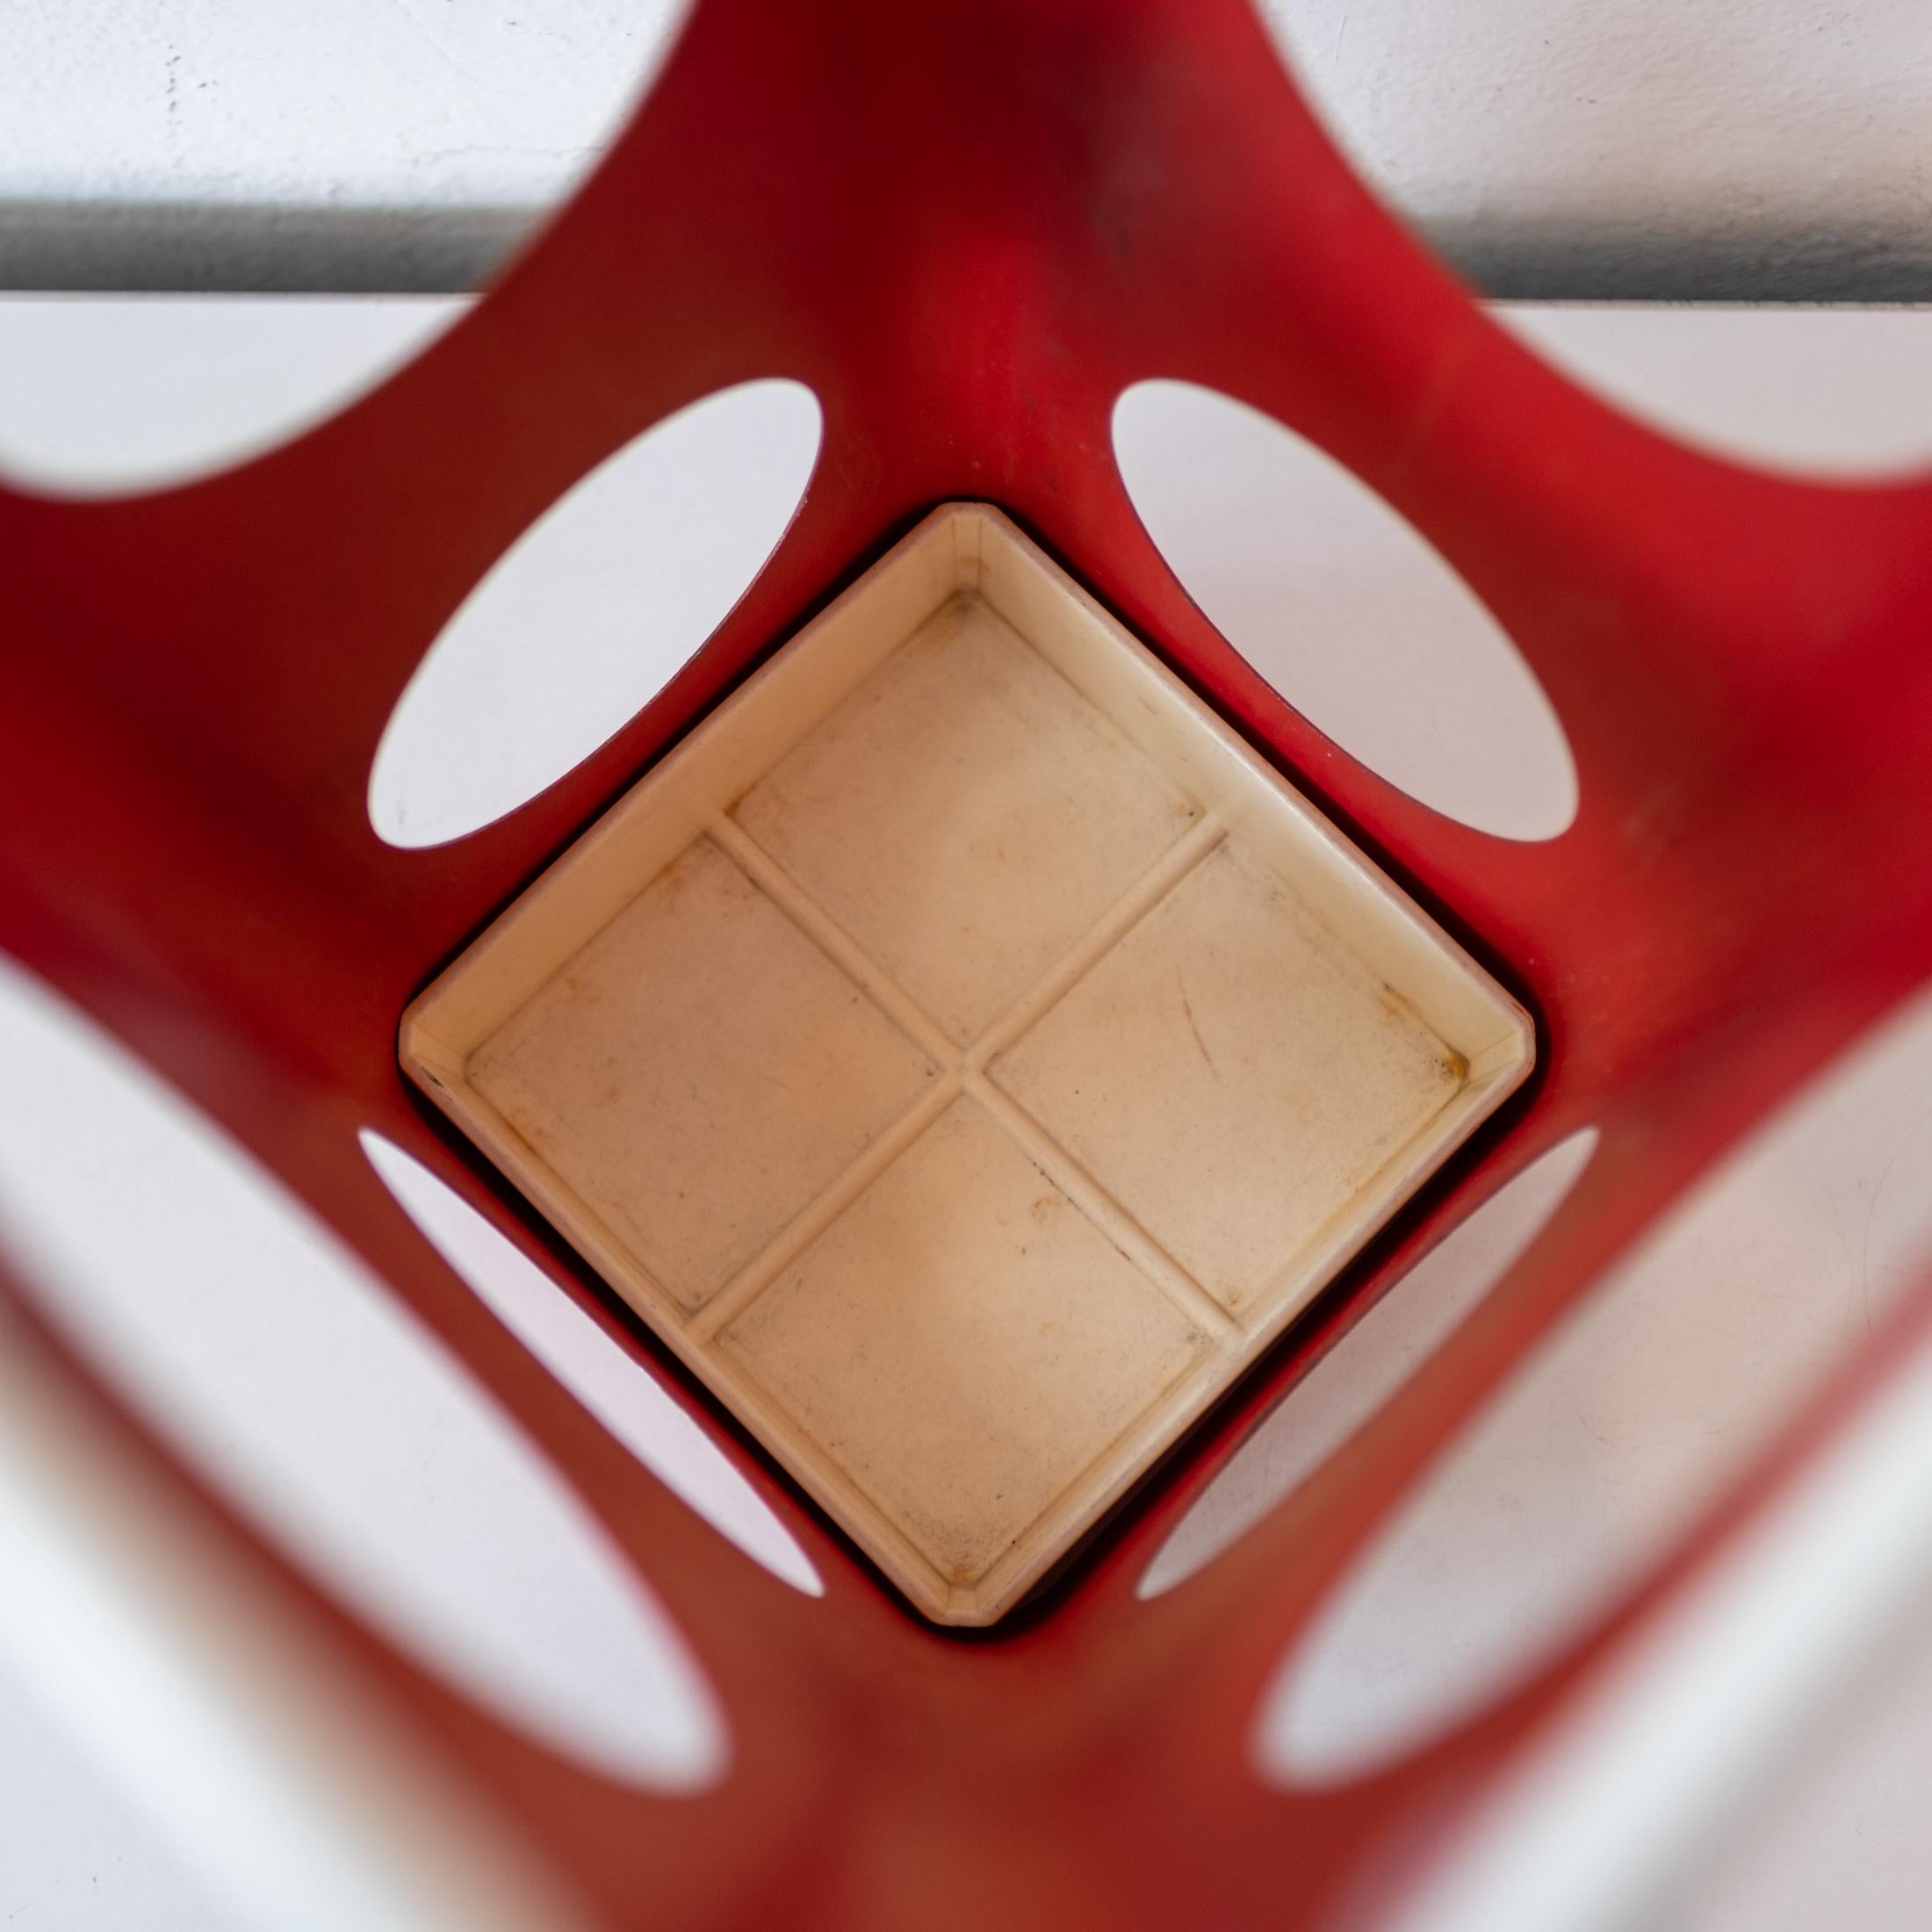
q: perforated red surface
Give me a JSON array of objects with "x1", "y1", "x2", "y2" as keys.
[{"x1": 7, "y1": 1, "x2": 1932, "y2": 1925}]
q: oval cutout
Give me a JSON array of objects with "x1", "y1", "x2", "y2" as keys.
[
  {"x1": 1141, "y1": 1129, "x2": 1597, "y2": 1598},
  {"x1": 1258, "y1": 981, "x2": 1932, "y2": 1785},
  {"x1": 0, "y1": 954, "x2": 726, "y2": 1790},
  {"x1": 0, "y1": 2, "x2": 689, "y2": 486},
  {"x1": 368, "y1": 378, "x2": 823, "y2": 848},
  {"x1": 1503, "y1": 306, "x2": 1932, "y2": 479},
  {"x1": 0, "y1": 0, "x2": 693, "y2": 494},
  {"x1": 0, "y1": 297, "x2": 463, "y2": 497},
  {"x1": 1113, "y1": 380, "x2": 1577, "y2": 840},
  {"x1": 361, "y1": 1130, "x2": 822, "y2": 1597}
]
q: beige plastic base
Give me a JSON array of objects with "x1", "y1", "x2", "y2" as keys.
[{"x1": 400, "y1": 504, "x2": 1533, "y2": 1626}]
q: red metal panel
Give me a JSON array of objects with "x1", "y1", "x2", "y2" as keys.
[{"x1": 5, "y1": 0, "x2": 1932, "y2": 1923}]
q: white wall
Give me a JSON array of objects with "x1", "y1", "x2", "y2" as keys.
[
  {"x1": 4, "y1": 0, "x2": 1932, "y2": 295},
  {"x1": 1258, "y1": 0, "x2": 1932, "y2": 298},
  {"x1": 0, "y1": 0, "x2": 685, "y2": 290}
]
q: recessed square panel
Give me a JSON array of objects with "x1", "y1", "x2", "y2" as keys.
[
  {"x1": 720, "y1": 1098, "x2": 1210, "y2": 1587},
  {"x1": 735, "y1": 596, "x2": 1197, "y2": 1042},
  {"x1": 468, "y1": 836, "x2": 938, "y2": 1312},
  {"x1": 400, "y1": 502, "x2": 1534, "y2": 1625},
  {"x1": 992, "y1": 840, "x2": 1464, "y2": 1316}
]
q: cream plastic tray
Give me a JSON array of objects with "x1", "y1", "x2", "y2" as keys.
[{"x1": 400, "y1": 503, "x2": 1533, "y2": 1626}]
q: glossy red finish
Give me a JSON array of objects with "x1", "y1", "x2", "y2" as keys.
[{"x1": 6, "y1": 0, "x2": 1932, "y2": 1924}]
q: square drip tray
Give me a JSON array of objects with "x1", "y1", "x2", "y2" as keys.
[{"x1": 400, "y1": 502, "x2": 1533, "y2": 1625}]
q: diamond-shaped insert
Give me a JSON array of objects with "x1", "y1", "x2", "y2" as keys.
[
  {"x1": 721, "y1": 1099, "x2": 1209, "y2": 1586},
  {"x1": 401, "y1": 503, "x2": 1533, "y2": 1626}
]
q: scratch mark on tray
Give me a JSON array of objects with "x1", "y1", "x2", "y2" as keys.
[{"x1": 1179, "y1": 977, "x2": 1218, "y2": 1078}]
